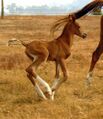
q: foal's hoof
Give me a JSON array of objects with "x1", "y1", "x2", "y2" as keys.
[
  {"x1": 44, "y1": 91, "x2": 54, "y2": 101},
  {"x1": 82, "y1": 33, "x2": 87, "y2": 39}
]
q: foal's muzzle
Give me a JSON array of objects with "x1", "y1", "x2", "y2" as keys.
[{"x1": 82, "y1": 33, "x2": 87, "y2": 39}]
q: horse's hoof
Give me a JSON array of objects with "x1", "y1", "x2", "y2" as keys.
[{"x1": 44, "y1": 91, "x2": 54, "y2": 101}]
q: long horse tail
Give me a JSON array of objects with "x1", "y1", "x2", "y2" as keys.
[{"x1": 74, "y1": 1, "x2": 103, "y2": 19}]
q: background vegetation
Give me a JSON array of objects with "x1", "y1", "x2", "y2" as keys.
[{"x1": 0, "y1": 16, "x2": 103, "y2": 119}]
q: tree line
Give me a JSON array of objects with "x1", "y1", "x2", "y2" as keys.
[{"x1": 6, "y1": 3, "x2": 67, "y2": 15}]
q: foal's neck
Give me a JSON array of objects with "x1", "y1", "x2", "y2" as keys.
[{"x1": 61, "y1": 28, "x2": 74, "y2": 47}]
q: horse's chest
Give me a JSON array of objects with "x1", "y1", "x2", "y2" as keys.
[
  {"x1": 62, "y1": 51, "x2": 71, "y2": 59},
  {"x1": 48, "y1": 42, "x2": 71, "y2": 60},
  {"x1": 57, "y1": 46, "x2": 71, "y2": 59},
  {"x1": 61, "y1": 43, "x2": 71, "y2": 58},
  {"x1": 65, "y1": 52, "x2": 71, "y2": 59}
]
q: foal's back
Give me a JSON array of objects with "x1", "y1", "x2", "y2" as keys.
[{"x1": 25, "y1": 36, "x2": 71, "y2": 61}]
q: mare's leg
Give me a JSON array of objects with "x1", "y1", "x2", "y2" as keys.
[
  {"x1": 86, "y1": 16, "x2": 103, "y2": 86},
  {"x1": 26, "y1": 52, "x2": 53, "y2": 100},
  {"x1": 86, "y1": 46, "x2": 103, "y2": 86}
]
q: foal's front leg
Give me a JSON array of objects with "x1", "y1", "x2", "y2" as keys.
[
  {"x1": 51, "y1": 59, "x2": 68, "y2": 92},
  {"x1": 59, "y1": 59, "x2": 68, "y2": 83},
  {"x1": 51, "y1": 61, "x2": 60, "y2": 91},
  {"x1": 51, "y1": 61, "x2": 60, "y2": 99}
]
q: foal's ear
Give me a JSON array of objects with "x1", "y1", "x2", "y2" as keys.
[{"x1": 69, "y1": 15, "x2": 75, "y2": 22}]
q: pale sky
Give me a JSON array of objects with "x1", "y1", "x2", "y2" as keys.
[{"x1": 3, "y1": 0, "x2": 90, "y2": 7}]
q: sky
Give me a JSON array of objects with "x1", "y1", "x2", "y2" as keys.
[{"x1": 3, "y1": 0, "x2": 91, "y2": 7}]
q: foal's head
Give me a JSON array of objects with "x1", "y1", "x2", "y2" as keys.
[
  {"x1": 51, "y1": 14, "x2": 87, "y2": 39},
  {"x1": 68, "y1": 15, "x2": 87, "y2": 39}
]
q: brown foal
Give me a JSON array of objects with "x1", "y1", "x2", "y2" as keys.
[{"x1": 19, "y1": 15, "x2": 86, "y2": 100}]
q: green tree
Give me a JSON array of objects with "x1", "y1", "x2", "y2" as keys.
[{"x1": 1, "y1": 0, "x2": 4, "y2": 19}]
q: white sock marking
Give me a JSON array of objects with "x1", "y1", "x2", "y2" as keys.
[
  {"x1": 36, "y1": 75, "x2": 52, "y2": 96},
  {"x1": 51, "y1": 78, "x2": 60, "y2": 90},
  {"x1": 86, "y1": 72, "x2": 93, "y2": 86},
  {"x1": 35, "y1": 83, "x2": 47, "y2": 100}
]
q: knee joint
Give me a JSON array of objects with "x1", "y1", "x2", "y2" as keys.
[
  {"x1": 26, "y1": 67, "x2": 32, "y2": 74},
  {"x1": 26, "y1": 67, "x2": 36, "y2": 77}
]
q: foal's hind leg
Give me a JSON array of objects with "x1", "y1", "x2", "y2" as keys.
[
  {"x1": 26, "y1": 54, "x2": 53, "y2": 100},
  {"x1": 27, "y1": 73, "x2": 47, "y2": 100},
  {"x1": 86, "y1": 16, "x2": 103, "y2": 86},
  {"x1": 86, "y1": 46, "x2": 103, "y2": 86}
]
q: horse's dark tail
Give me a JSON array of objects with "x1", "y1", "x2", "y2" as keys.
[
  {"x1": 74, "y1": 1, "x2": 103, "y2": 19},
  {"x1": 50, "y1": 1, "x2": 103, "y2": 38}
]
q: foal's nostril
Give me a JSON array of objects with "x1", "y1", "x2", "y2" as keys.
[{"x1": 82, "y1": 33, "x2": 87, "y2": 39}]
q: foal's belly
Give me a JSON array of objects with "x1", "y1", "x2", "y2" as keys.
[{"x1": 48, "y1": 52, "x2": 71, "y2": 61}]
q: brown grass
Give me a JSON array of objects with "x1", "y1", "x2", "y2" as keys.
[{"x1": 0, "y1": 16, "x2": 103, "y2": 119}]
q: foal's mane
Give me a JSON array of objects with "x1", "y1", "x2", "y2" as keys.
[
  {"x1": 50, "y1": 1, "x2": 103, "y2": 37},
  {"x1": 50, "y1": 16, "x2": 70, "y2": 38}
]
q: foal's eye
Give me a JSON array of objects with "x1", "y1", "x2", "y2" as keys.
[
  {"x1": 78, "y1": 25, "x2": 80, "y2": 28},
  {"x1": 76, "y1": 25, "x2": 80, "y2": 29}
]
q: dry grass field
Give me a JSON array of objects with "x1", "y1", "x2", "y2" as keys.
[{"x1": 0, "y1": 15, "x2": 103, "y2": 119}]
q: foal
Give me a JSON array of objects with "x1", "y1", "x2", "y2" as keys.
[
  {"x1": 9, "y1": 15, "x2": 86, "y2": 100},
  {"x1": 19, "y1": 15, "x2": 86, "y2": 100},
  {"x1": 86, "y1": 16, "x2": 103, "y2": 86}
]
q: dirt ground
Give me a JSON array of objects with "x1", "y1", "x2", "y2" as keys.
[{"x1": 0, "y1": 15, "x2": 103, "y2": 119}]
